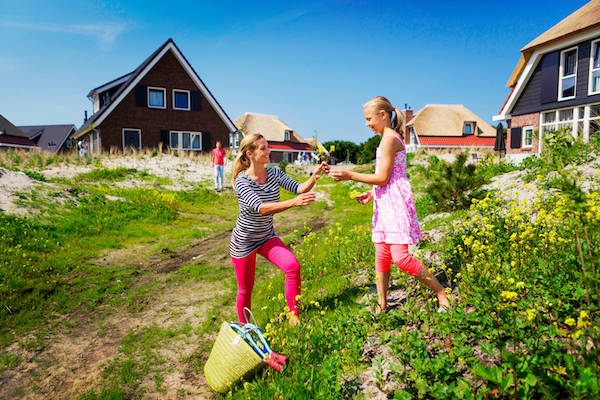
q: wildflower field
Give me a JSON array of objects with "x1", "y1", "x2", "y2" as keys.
[{"x1": 0, "y1": 132, "x2": 599, "y2": 399}]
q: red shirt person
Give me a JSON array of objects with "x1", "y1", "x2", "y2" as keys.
[{"x1": 212, "y1": 141, "x2": 227, "y2": 191}]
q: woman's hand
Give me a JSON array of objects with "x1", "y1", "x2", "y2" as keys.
[
  {"x1": 330, "y1": 169, "x2": 352, "y2": 181},
  {"x1": 313, "y1": 161, "x2": 330, "y2": 179},
  {"x1": 294, "y1": 192, "x2": 316, "y2": 207},
  {"x1": 355, "y1": 191, "x2": 373, "y2": 205}
]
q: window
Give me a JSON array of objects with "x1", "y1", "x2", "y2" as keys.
[
  {"x1": 148, "y1": 87, "x2": 166, "y2": 108},
  {"x1": 522, "y1": 126, "x2": 534, "y2": 148},
  {"x1": 173, "y1": 89, "x2": 190, "y2": 110},
  {"x1": 122, "y1": 128, "x2": 141, "y2": 150},
  {"x1": 230, "y1": 131, "x2": 241, "y2": 149},
  {"x1": 541, "y1": 108, "x2": 573, "y2": 135},
  {"x1": 463, "y1": 122, "x2": 474, "y2": 135},
  {"x1": 590, "y1": 104, "x2": 600, "y2": 138},
  {"x1": 590, "y1": 40, "x2": 600, "y2": 95},
  {"x1": 284, "y1": 130, "x2": 290, "y2": 141},
  {"x1": 559, "y1": 47, "x2": 577, "y2": 100},
  {"x1": 169, "y1": 131, "x2": 203, "y2": 150}
]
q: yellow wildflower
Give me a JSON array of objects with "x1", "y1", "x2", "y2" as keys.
[{"x1": 565, "y1": 317, "x2": 576, "y2": 327}]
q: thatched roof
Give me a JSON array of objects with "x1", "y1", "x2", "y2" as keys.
[
  {"x1": 507, "y1": 0, "x2": 600, "y2": 87},
  {"x1": 233, "y1": 112, "x2": 311, "y2": 144},
  {"x1": 407, "y1": 105, "x2": 496, "y2": 137}
]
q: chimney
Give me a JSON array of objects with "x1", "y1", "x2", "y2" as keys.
[
  {"x1": 84, "y1": 110, "x2": 88, "y2": 123},
  {"x1": 400, "y1": 106, "x2": 414, "y2": 143}
]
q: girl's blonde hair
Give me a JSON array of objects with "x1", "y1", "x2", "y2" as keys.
[
  {"x1": 232, "y1": 133, "x2": 265, "y2": 185},
  {"x1": 363, "y1": 96, "x2": 404, "y2": 135}
]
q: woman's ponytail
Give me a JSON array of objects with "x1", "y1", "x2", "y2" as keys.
[{"x1": 232, "y1": 133, "x2": 264, "y2": 188}]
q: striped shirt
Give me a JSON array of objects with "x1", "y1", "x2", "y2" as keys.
[{"x1": 230, "y1": 168, "x2": 300, "y2": 258}]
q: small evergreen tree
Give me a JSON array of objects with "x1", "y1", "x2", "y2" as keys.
[{"x1": 425, "y1": 153, "x2": 485, "y2": 211}]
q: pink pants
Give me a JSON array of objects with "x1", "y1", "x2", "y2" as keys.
[
  {"x1": 231, "y1": 237, "x2": 301, "y2": 323},
  {"x1": 374, "y1": 243, "x2": 422, "y2": 276}
]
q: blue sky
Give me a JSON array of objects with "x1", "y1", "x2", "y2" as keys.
[{"x1": 0, "y1": 0, "x2": 590, "y2": 144}]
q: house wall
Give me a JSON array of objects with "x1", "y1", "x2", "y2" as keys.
[
  {"x1": 97, "y1": 49, "x2": 231, "y2": 152},
  {"x1": 512, "y1": 37, "x2": 600, "y2": 116},
  {"x1": 507, "y1": 112, "x2": 540, "y2": 154}
]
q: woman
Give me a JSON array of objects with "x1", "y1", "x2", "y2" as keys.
[
  {"x1": 230, "y1": 133, "x2": 329, "y2": 325},
  {"x1": 330, "y1": 96, "x2": 450, "y2": 313}
]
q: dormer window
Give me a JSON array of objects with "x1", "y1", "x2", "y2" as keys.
[
  {"x1": 284, "y1": 130, "x2": 291, "y2": 141},
  {"x1": 148, "y1": 87, "x2": 166, "y2": 109},
  {"x1": 463, "y1": 122, "x2": 474, "y2": 135},
  {"x1": 559, "y1": 47, "x2": 577, "y2": 100},
  {"x1": 589, "y1": 40, "x2": 600, "y2": 95}
]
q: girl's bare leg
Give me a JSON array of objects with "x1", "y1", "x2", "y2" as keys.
[
  {"x1": 414, "y1": 268, "x2": 450, "y2": 309},
  {"x1": 375, "y1": 269, "x2": 390, "y2": 312}
]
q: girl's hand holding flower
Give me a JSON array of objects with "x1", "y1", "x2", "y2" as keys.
[{"x1": 355, "y1": 191, "x2": 373, "y2": 205}]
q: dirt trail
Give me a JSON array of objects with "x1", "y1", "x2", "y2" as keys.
[{"x1": 1, "y1": 205, "x2": 331, "y2": 399}]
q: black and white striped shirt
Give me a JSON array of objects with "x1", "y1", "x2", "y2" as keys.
[{"x1": 230, "y1": 168, "x2": 300, "y2": 258}]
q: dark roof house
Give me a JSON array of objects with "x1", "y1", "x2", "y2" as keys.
[
  {"x1": 0, "y1": 115, "x2": 38, "y2": 150},
  {"x1": 75, "y1": 38, "x2": 236, "y2": 153},
  {"x1": 494, "y1": 0, "x2": 600, "y2": 162},
  {"x1": 18, "y1": 124, "x2": 76, "y2": 153}
]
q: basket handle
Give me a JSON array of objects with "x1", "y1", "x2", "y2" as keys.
[{"x1": 243, "y1": 307, "x2": 258, "y2": 326}]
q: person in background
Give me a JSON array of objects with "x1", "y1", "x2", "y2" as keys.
[
  {"x1": 212, "y1": 140, "x2": 227, "y2": 191},
  {"x1": 330, "y1": 96, "x2": 450, "y2": 313}
]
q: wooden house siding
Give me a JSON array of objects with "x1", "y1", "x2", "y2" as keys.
[
  {"x1": 512, "y1": 37, "x2": 600, "y2": 116},
  {"x1": 97, "y1": 49, "x2": 230, "y2": 151}
]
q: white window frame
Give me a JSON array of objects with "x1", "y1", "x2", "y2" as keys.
[
  {"x1": 589, "y1": 39, "x2": 600, "y2": 96},
  {"x1": 122, "y1": 128, "x2": 142, "y2": 151},
  {"x1": 147, "y1": 86, "x2": 166, "y2": 109},
  {"x1": 522, "y1": 125, "x2": 534, "y2": 148},
  {"x1": 172, "y1": 89, "x2": 191, "y2": 111},
  {"x1": 463, "y1": 122, "x2": 474, "y2": 135},
  {"x1": 558, "y1": 46, "x2": 578, "y2": 101},
  {"x1": 169, "y1": 131, "x2": 203, "y2": 151}
]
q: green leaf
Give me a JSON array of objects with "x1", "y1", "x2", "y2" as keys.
[
  {"x1": 525, "y1": 373, "x2": 537, "y2": 387},
  {"x1": 472, "y1": 364, "x2": 502, "y2": 384}
]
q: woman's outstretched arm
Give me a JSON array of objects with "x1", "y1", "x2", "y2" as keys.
[
  {"x1": 259, "y1": 192, "x2": 316, "y2": 215},
  {"x1": 297, "y1": 161, "x2": 329, "y2": 193}
]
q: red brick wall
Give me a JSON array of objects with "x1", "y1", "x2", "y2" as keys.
[
  {"x1": 508, "y1": 112, "x2": 540, "y2": 154},
  {"x1": 400, "y1": 109, "x2": 413, "y2": 142},
  {"x1": 98, "y1": 49, "x2": 231, "y2": 152}
]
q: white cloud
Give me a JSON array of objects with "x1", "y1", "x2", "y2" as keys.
[{"x1": 2, "y1": 21, "x2": 130, "y2": 49}]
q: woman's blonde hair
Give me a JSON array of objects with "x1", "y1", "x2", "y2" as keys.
[
  {"x1": 232, "y1": 133, "x2": 265, "y2": 185},
  {"x1": 363, "y1": 96, "x2": 404, "y2": 135}
]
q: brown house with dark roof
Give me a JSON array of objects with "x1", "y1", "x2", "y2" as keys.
[
  {"x1": 75, "y1": 38, "x2": 236, "y2": 153},
  {"x1": 0, "y1": 115, "x2": 38, "y2": 150},
  {"x1": 18, "y1": 124, "x2": 76, "y2": 153},
  {"x1": 494, "y1": 0, "x2": 600, "y2": 162}
]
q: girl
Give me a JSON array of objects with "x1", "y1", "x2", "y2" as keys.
[
  {"x1": 330, "y1": 96, "x2": 450, "y2": 313},
  {"x1": 230, "y1": 133, "x2": 329, "y2": 325}
]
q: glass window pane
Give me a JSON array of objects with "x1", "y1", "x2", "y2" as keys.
[
  {"x1": 592, "y1": 71, "x2": 600, "y2": 93},
  {"x1": 590, "y1": 119, "x2": 600, "y2": 137},
  {"x1": 174, "y1": 91, "x2": 189, "y2": 109},
  {"x1": 182, "y1": 133, "x2": 190, "y2": 149},
  {"x1": 563, "y1": 50, "x2": 576, "y2": 76},
  {"x1": 593, "y1": 44, "x2": 600, "y2": 69},
  {"x1": 543, "y1": 112, "x2": 556, "y2": 124},
  {"x1": 170, "y1": 132, "x2": 178, "y2": 148},
  {"x1": 559, "y1": 109, "x2": 573, "y2": 121},
  {"x1": 561, "y1": 76, "x2": 575, "y2": 97},
  {"x1": 590, "y1": 104, "x2": 600, "y2": 119},
  {"x1": 191, "y1": 134, "x2": 200, "y2": 149},
  {"x1": 577, "y1": 107, "x2": 585, "y2": 120},
  {"x1": 148, "y1": 89, "x2": 164, "y2": 107}
]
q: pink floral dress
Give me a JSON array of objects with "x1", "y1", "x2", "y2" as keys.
[{"x1": 372, "y1": 135, "x2": 422, "y2": 244}]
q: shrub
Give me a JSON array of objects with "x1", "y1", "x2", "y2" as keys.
[
  {"x1": 425, "y1": 153, "x2": 485, "y2": 211},
  {"x1": 278, "y1": 160, "x2": 289, "y2": 173}
]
